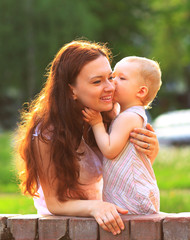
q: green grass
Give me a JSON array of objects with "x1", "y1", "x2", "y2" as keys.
[
  {"x1": 153, "y1": 146, "x2": 190, "y2": 213},
  {"x1": 0, "y1": 131, "x2": 19, "y2": 193},
  {"x1": 154, "y1": 146, "x2": 190, "y2": 190},
  {"x1": 160, "y1": 190, "x2": 190, "y2": 213},
  {"x1": 0, "y1": 131, "x2": 190, "y2": 214},
  {"x1": 0, "y1": 194, "x2": 36, "y2": 214}
]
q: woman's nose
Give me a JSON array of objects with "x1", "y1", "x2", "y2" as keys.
[{"x1": 104, "y1": 80, "x2": 115, "y2": 92}]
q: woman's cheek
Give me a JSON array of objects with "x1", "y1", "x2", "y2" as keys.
[{"x1": 77, "y1": 91, "x2": 97, "y2": 108}]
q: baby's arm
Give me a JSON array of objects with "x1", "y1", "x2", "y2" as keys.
[{"x1": 83, "y1": 108, "x2": 144, "y2": 159}]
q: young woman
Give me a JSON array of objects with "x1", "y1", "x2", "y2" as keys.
[{"x1": 16, "y1": 40, "x2": 159, "y2": 236}]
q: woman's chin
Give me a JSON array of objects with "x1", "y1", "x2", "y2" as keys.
[
  {"x1": 99, "y1": 103, "x2": 113, "y2": 112},
  {"x1": 86, "y1": 102, "x2": 113, "y2": 112}
]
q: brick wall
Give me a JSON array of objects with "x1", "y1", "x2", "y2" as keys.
[{"x1": 0, "y1": 212, "x2": 190, "y2": 240}]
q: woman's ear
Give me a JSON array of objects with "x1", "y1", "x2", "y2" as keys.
[
  {"x1": 68, "y1": 84, "x2": 77, "y2": 100},
  {"x1": 136, "y1": 86, "x2": 148, "y2": 99}
]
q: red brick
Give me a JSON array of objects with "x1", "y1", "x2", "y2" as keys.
[
  {"x1": 7, "y1": 214, "x2": 39, "y2": 240},
  {"x1": 163, "y1": 212, "x2": 190, "y2": 240},
  {"x1": 0, "y1": 214, "x2": 20, "y2": 240},
  {"x1": 0, "y1": 215, "x2": 8, "y2": 239},
  {"x1": 69, "y1": 217, "x2": 98, "y2": 240},
  {"x1": 38, "y1": 215, "x2": 69, "y2": 240},
  {"x1": 129, "y1": 213, "x2": 167, "y2": 240},
  {"x1": 99, "y1": 216, "x2": 130, "y2": 240},
  {"x1": 2, "y1": 212, "x2": 190, "y2": 240}
]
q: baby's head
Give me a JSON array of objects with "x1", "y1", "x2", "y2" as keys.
[{"x1": 114, "y1": 56, "x2": 162, "y2": 108}]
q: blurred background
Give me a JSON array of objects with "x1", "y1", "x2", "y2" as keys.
[{"x1": 0, "y1": 0, "x2": 190, "y2": 214}]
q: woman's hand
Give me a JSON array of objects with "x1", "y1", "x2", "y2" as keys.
[
  {"x1": 129, "y1": 123, "x2": 159, "y2": 164},
  {"x1": 89, "y1": 200, "x2": 128, "y2": 235}
]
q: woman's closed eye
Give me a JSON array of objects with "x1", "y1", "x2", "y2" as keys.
[
  {"x1": 93, "y1": 76, "x2": 113, "y2": 84},
  {"x1": 93, "y1": 80, "x2": 101, "y2": 84}
]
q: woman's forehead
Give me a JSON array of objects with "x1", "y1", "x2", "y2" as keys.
[{"x1": 81, "y1": 55, "x2": 112, "y2": 78}]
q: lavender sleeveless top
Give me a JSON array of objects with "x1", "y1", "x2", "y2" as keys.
[{"x1": 33, "y1": 128, "x2": 103, "y2": 215}]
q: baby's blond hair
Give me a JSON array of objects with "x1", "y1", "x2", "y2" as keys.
[{"x1": 119, "y1": 56, "x2": 162, "y2": 108}]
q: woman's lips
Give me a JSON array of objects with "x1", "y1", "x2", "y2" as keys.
[{"x1": 100, "y1": 95, "x2": 113, "y2": 102}]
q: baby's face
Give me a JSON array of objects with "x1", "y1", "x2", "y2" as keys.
[{"x1": 113, "y1": 60, "x2": 143, "y2": 109}]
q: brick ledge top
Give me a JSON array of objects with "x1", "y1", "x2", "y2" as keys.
[
  {"x1": 1, "y1": 212, "x2": 190, "y2": 220},
  {"x1": 1, "y1": 213, "x2": 190, "y2": 240}
]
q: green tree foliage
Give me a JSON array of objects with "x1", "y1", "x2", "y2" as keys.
[
  {"x1": 0, "y1": 0, "x2": 189, "y2": 128},
  {"x1": 145, "y1": 0, "x2": 190, "y2": 115}
]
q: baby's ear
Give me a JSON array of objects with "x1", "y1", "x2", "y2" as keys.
[{"x1": 136, "y1": 86, "x2": 148, "y2": 98}]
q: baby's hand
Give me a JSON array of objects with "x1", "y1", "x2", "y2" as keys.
[{"x1": 82, "y1": 108, "x2": 102, "y2": 126}]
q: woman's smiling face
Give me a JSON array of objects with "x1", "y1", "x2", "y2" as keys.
[{"x1": 71, "y1": 55, "x2": 115, "y2": 112}]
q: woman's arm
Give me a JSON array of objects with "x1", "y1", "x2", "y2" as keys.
[
  {"x1": 45, "y1": 198, "x2": 127, "y2": 235},
  {"x1": 129, "y1": 123, "x2": 159, "y2": 164},
  {"x1": 34, "y1": 137, "x2": 128, "y2": 235}
]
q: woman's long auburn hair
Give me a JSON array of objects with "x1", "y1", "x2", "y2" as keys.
[{"x1": 15, "y1": 40, "x2": 112, "y2": 201}]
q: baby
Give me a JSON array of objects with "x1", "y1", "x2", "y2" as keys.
[{"x1": 83, "y1": 56, "x2": 162, "y2": 214}]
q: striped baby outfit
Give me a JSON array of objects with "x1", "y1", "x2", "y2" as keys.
[{"x1": 103, "y1": 106, "x2": 160, "y2": 214}]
